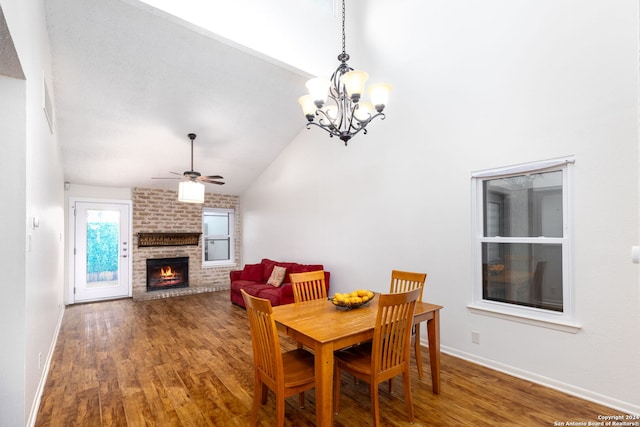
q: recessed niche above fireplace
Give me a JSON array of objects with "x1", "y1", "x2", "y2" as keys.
[
  {"x1": 146, "y1": 257, "x2": 189, "y2": 291},
  {"x1": 138, "y1": 232, "x2": 201, "y2": 247}
]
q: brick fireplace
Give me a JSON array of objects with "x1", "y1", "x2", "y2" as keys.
[
  {"x1": 146, "y1": 256, "x2": 189, "y2": 291},
  {"x1": 132, "y1": 188, "x2": 241, "y2": 300}
]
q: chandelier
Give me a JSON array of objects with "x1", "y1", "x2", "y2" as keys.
[{"x1": 298, "y1": 0, "x2": 391, "y2": 146}]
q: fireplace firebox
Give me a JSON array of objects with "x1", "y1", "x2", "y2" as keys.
[{"x1": 146, "y1": 257, "x2": 189, "y2": 291}]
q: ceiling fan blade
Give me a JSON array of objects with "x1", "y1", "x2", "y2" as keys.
[{"x1": 151, "y1": 134, "x2": 228, "y2": 186}]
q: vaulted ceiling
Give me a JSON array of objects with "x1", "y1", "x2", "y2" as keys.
[{"x1": 44, "y1": 0, "x2": 315, "y2": 195}]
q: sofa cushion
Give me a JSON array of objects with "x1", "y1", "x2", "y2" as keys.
[
  {"x1": 287, "y1": 264, "x2": 324, "y2": 283},
  {"x1": 230, "y1": 280, "x2": 263, "y2": 294},
  {"x1": 240, "y1": 263, "x2": 263, "y2": 281},
  {"x1": 255, "y1": 286, "x2": 283, "y2": 306},
  {"x1": 261, "y1": 258, "x2": 278, "y2": 282},
  {"x1": 267, "y1": 265, "x2": 287, "y2": 287}
]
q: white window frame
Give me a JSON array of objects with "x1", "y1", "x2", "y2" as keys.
[
  {"x1": 202, "y1": 207, "x2": 235, "y2": 267},
  {"x1": 468, "y1": 157, "x2": 580, "y2": 333}
]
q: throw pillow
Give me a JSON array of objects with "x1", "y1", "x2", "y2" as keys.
[
  {"x1": 240, "y1": 263, "x2": 263, "y2": 281},
  {"x1": 267, "y1": 265, "x2": 287, "y2": 287},
  {"x1": 261, "y1": 258, "x2": 277, "y2": 282}
]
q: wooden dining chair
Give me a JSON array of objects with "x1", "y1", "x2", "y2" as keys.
[
  {"x1": 241, "y1": 289, "x2": 316, "y2": 427},
  {"x1": 390, "y1": 269, "x2": 427, "y2": 379},
  {"x1": 333, "y1": 288, "x2": 421, "y2": 427},
  {"x1": 290, "y1": 270, "x2": 328, "y2": 350},
  {"x1": 290, "y1": 270, "x2": 328, "y2": 303}
]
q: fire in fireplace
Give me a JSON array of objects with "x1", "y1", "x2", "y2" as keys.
[{"x1": 146, "y1": 257, "x2": 189, "y2": 291}]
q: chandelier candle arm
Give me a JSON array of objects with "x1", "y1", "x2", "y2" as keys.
[{"x1": 297, "y1": 0, "x2": 391, "y2": 145}]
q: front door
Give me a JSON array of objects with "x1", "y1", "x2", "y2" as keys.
[{"x1": 73, "y1": 201, "x2": 131, "y2": 302}]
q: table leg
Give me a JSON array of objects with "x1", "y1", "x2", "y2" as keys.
[
  {"x1": 426, "y1": 310, "x2": 441, "y2": 394},
  {"x1": 314, "y1": 343, "x2": 334, "y2": 427},
  {"x1": 414, "y1": 322, "x2": 424, "y2": 379}
]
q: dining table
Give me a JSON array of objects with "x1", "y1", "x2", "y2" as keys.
[{"x1": 271, "y1": 294, "x2": 443, "y2": 427}]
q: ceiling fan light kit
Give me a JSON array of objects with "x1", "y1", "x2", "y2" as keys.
[
  {"x1": 178, "y1": 180, "x2": 205, "y2": 203},
  {"x1": 153, "y1": 133, "x2": 225, "y2": 203},
  {"x1": 298, "y1": 0, "x2": 391, "y2": 145}
]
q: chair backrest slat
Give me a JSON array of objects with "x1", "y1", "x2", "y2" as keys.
[
  {"x1": 290, "y1": 270, "x2": 327, "y2": 303},
  {"x1": 372, "y1": 288, "x2": 421, "y2": 374},
  {"x1": 390, "y1": 270, "x2": 427, "y2": 300}
]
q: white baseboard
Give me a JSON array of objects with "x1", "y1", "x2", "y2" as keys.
[
  {"x1": 441, "y1": 345, "x2": 640, "y2": 416},
  {"x1": 26, "y1": 306, "x2": 65, "y2": 427}
]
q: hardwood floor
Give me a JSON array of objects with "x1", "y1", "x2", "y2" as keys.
[{"x1": 36, "y1": 291, "x2": 617, "y2": 426}]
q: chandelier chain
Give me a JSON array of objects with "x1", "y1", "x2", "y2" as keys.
[{"x1": 341, "y1": 0, "x2": 346, "y2": 55}]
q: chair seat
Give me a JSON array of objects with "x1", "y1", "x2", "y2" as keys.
[
  {"x1": 334, "y1": 342, "x2": 373, "y2": 375},
  {"x1": 282, "y1": 349, "x2": 315, "y2": 387}
]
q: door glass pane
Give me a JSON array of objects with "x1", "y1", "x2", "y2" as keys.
[
  {"x1": 86, "y1": 209, "x2": 120, "y2": 288},
  {"x1": 482, "y1": 242, "x2": 563, "y2": 312},
  {"x1": 204, "y1": 238, "x2": 230, "y2": 261},
  {"x1": 483, "y1": 171, "x2": 563, "y2": 237}
]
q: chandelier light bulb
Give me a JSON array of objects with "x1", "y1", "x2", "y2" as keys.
[
  {"x1": 368, "y1": 83, "x2": 392, "y2": 112},
  {"x1": 354, "y1": 101, "x2": 373, "y2": 122},
  {"x1": 305, "y1": 77, "x2": 331, "y2": 107},
  {"x1": 298, "y1": 95, "x2": 316, "y2": 120},
  {"x1": 339, "y1": 70, "x2": 369, "y2": 102},
  {"x1": 320, "y1": 105, "x2": 339, "y2": 128}
]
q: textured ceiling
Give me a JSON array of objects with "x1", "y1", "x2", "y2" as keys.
[
  {"x1": 45, "y1": 0, "x2": 311, "y2": 195},
  {"x1": 0, "y1": 5, "x2": 25, "y2": 79}
]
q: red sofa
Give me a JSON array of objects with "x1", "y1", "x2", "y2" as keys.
[{"x1": 230, "y1": 258, "x2": 330, "y2": 308}]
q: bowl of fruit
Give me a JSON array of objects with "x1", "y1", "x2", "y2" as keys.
[{"x1": 328, "y1": 289, "x2": 375, "y2": 310}]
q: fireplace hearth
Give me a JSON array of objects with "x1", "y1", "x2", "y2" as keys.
[{"x1": 146, "y1": 257, "x2": 189, "y2": 291}]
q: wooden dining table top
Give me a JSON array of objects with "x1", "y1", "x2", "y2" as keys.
[{"x1": 271, "y1": 295, "x2": 443, "y2": 347}]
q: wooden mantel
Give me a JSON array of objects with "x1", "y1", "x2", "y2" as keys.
[{"x1": 137, "y1": 232, "x2": 201, "y2": 247}]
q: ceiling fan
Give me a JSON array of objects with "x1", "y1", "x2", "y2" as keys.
[{"x1": 153, "y1": 133, "x2": 224, "y2": 185}]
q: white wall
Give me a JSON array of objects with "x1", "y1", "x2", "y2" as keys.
[
  {"x1": 0, "y1": 74, "x2": 27, "y2": 427},
  {"x1": 241, "y1": 0, "x2": 640, "y2": 414},
  {"x1": 0, "y1": 0, "x2": 66, "y2": 425}
]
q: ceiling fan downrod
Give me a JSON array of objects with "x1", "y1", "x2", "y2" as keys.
[{"x1": 186, "y1": 133, "x2": 198, "y2": 178}]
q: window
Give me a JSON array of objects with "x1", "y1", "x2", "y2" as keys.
[
  {"x1": 470, "y1": 158, "x2": 578, "y2": 330},
  {"x1": 202, "y1": 208, "x2": 235, "y2": 266}
]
